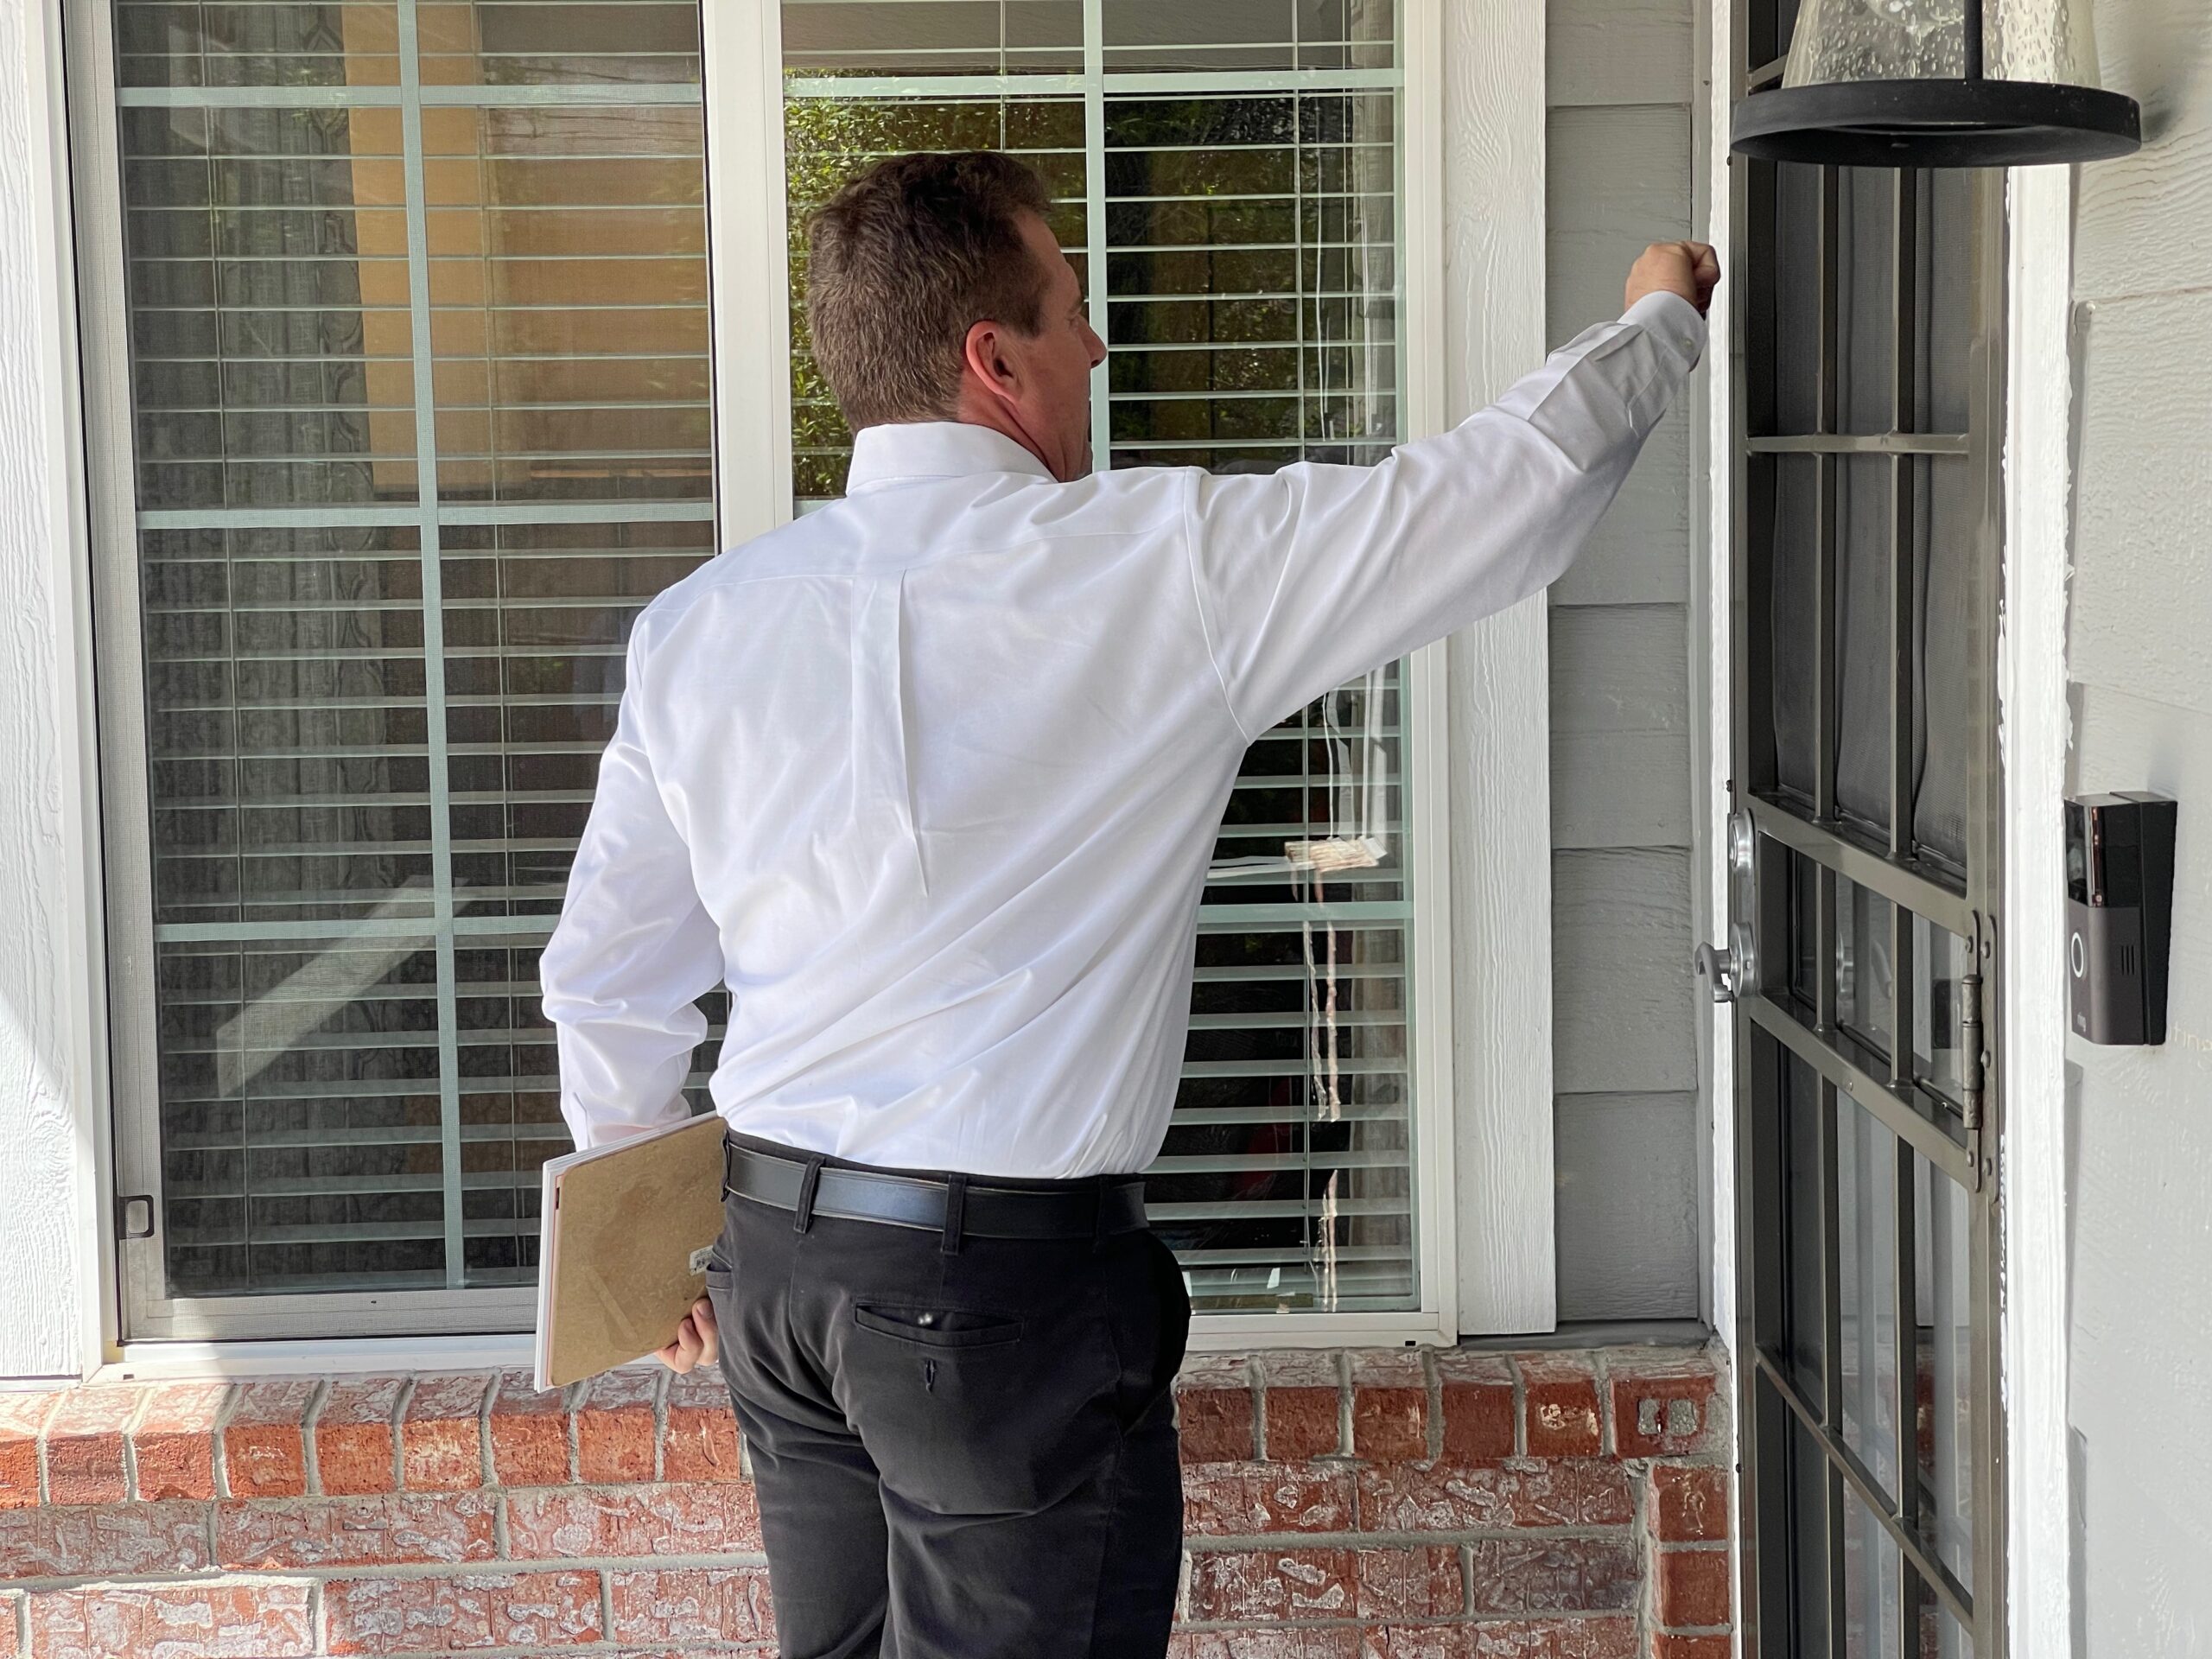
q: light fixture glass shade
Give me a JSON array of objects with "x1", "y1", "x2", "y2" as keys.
[
  {"x1": 1782, "y1": 0, "x2": 2100, "y2": 89},
  {"x1": 1783, "y1": 0, "x2": 1967, "y2": 85},
  {"x1": 1734, "y1": 0, "x2": 2138, "y2": 166}
]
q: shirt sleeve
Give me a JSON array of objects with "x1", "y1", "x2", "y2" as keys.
[
  {"x1": 1183, "y1": 290, "x2": 1706, "y2": 738},
  {"x1": 538, "y1": 621, "x2": 724, "y2": 1149}
]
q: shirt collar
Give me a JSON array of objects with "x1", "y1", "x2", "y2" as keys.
[{"x1": 843, "y1": 421, "x2": 1056, "y2": 494}]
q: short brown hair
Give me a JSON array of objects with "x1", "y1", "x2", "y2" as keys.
[{"x1": 804, "y1": 150, "x2": 1056, "y2": 430}]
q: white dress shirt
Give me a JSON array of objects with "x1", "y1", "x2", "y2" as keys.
[{"x1": 540, "y1": 291, "x2": 1705, "y2": 1174}]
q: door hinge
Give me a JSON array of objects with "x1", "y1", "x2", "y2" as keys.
[
  {"x1": 117, "y1": 1194, "x2": 155, "y2": 1241},
  {"x1": 1961, "y1": 919, "x2": 1988, "y2": 1191}
]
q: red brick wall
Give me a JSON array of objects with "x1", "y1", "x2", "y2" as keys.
[{"x1": 0, "y1": 1343, "x2": 1731, "y2": 1658}]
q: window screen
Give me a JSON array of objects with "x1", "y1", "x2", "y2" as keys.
[
  {"x1": 784, "y1": 0, "x2": 1421, "y2": 1316},
  {"x1": 111, "y1": 0, "x2": 719, "y2": 1307}
]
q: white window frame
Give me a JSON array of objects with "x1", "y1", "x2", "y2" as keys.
[{"x1": 7, "y1": 0, "x2": 1560, "y2": 1380}]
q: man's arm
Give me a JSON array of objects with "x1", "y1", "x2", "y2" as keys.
[
  {"x1": 539, "y1": 624, "x2": 723, "y2": 1150},
  {"x1": 1185, "y1": 245, "x2": 1714, "y2": 739}
]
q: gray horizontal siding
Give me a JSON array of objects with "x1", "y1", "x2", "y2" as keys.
[{"x1": 1541, "y1": 3, "x2": 1699, "y2": 1322}]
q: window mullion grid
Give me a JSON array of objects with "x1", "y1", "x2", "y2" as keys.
[
  {"x1": 1082, "y1": 0, "x2": 1109, "y2": 470},
  {"x1": 396, "y1": 0, "x2": 468, "y2": 1288}
]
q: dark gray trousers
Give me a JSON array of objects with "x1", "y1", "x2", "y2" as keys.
[{"x1": 704, "y1": 1141, "x2": 1189, "y2": 1659}]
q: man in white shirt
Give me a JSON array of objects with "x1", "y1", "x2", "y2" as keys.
[{"x1": 541, "y1": 149, "x2": 1716, "y2": 1658}]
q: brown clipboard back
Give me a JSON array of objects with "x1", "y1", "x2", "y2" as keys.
[{"x1": 534, "y1": 1112, "x2": 728, "y2": 1390}]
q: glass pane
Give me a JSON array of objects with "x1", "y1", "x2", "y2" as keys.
[
  {"x1": 1784, "y1": 1053, "x2": 1827, "y2": 1411},
  {"x1": 1914, "y1": 168, "x2": 1974, "y2": 435},
  {"x1": 118, "y1": 2, "x2": 404, "y2": 88},
  {"x1": 416, "y1": 1, "x2": 705, "y2": 84},
  {"x1": 782, "y1": 1, "x2": 1085, "y2": 78},
  {"x1": 785, "y1": 93, "x2": 1086, "y2": 505},
  {"x1": 1789, "y1": 848, "x2": 1820, "y2": 1006},
  {"x1": 779, "y1": 6, "x2": 1417, "y2": 1315},
  {"x1": 1838, "y1": 876, "x2": 1897, "y2": 1058},
  {"x1": 1842, "y1": 1484, "x2": 1905, "y2": 1659},
  {"x1": 1913, "y1": 454, "x2": 1973, "y2": 868},
  {"x1": 117, "y1": 0, "x2": 716, "y2": 1303},
  {"x1": 423, "y1": 103, "x2": 712, "y2": 504},
  {"x1": 1102, "y1": 0, "x2": 1395, "y2": 72},
  {"x1": 1787, "y1": 1392, "x2": 1835, "y2": 1658},
  {"x1": 1838, "y1": 1094, "x2": 1903, "y2": 1498},
  {"x1": 1835, "y1": 168, "x2": 1897, "y2": 435},
  {"x1": 1916, "y1": 1154, "x2": 1975, "y2": 1595},
  {"x1": 1926, "y1": 1597, "x2": 1972, "y2": 1659},
  {"x1": 157, "y1": 938, "x2": 443, "y2": 1295},
  {"x1": 1770, "y1": 454, "x2": 1820, "y2": 798},
  {"x1": 124, "y1": 104, "x2": 416, "y2": 509},
  {"x1": 1834, "y1": 455, "x2": 1897, "y2": 833},
  {"x1": 1770, "y1": 161, "x2": 1822, "y2": 435},
  {"x1": 1912, "y1": 915, "x2": 1971, "y2": 1107},
  {"x1": 1106, "y1": 92, "x2": 1398, "y2": 474}
]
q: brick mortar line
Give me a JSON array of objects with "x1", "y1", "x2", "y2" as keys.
[
  {"x1": 298, "y1": 1381, "x2": 331, "y2": 1497},
  {"x1": 119, "y1": 1388, "x2": 149, "y2": 1503},
  {"x1": 209, "y1": 1382, "x2": 244, "y2": 1501},
  {"x1": 1180, "y1": 1523, "x2": 1643, "y2": 1549},
  {"x1": 1419, "y1": 1349, "x2": 1443, "y2": 1464},
  {"x1": 387, "y1": 1376, "x2": 419, "y2": 1494},
  {"x1": 1333, "y1": 1351, "x2": 1353, "y2": 1459},
  {"x1": 1245, "y1": 1360, "x2": 1266, "y2": 1461},
  {"x1": 1508, "y1": 1357, "x2": 1529, "y2": 1458},
  {"x1": 0, "y1": 1523, "x2": 1648, "y2": 1593},
  {"x1": 1625, "y1": 1366, "x2": 1654, "y2": 1643},
  {"x1": 477, "y1": 1378, "x2": 499, "y2": 1503},
  {"x1": 651, "y1": 1368, "x2": 671, "y2": 1483},
  {"x1": 564, "y1": 1382, "x2": 582, "y2": 1486},
  {"x1": 0, "y1": 1552, "x2": 775, "y2": 1594},
  {"x1": 1176, "y1": 1611, "x2": 1640, "y2": 1629}
]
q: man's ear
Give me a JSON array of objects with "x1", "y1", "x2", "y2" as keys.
[{"x1": 961, "y1": 318, "x2": 1021, "y2": 411}]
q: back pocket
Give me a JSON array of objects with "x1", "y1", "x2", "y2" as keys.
[{"x1": 853, "y1": 1304, "x2": 1022, "y2": 1350}]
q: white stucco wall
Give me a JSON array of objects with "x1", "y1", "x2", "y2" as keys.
[
  {"x1": 0, "y1": 0, "x2": 105, "y2": 1382},
  {"x1": 2063, "y1": 0, "x2": 2212, "y2": 1649}
]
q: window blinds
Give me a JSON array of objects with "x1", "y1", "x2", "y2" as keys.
[
  {"x1": 785, "y1": 0, "x2": 1419, "y2": 1315},
  {"x1": 118, "y1": 0, "x2": 720, "y2": 1301}
]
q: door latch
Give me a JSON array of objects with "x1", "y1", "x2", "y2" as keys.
[
  {"x1": 117, "y1": 1194, "x2": 156, "y2": 1241},
  {"x1": 1693, "y1": 923, "x2": 1757, "y2": 1004}
]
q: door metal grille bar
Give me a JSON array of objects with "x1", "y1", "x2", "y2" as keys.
[
  {"x1": 1746, "y1": 995, "x2": 1973, "y2": 1187},
  {"x1": 1752, "y1": 1346, "x2": 1976, "y2": 1628},
  {"x1": 1746, "y1": 432, "x2": 1966, "y2": 454}
]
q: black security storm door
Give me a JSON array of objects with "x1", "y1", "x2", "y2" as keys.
[{"x1": 1718, "y1": 3, "x2": 2006, "y2": 1655}]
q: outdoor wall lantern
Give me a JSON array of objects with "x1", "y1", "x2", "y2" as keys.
[{"x1": 1732, "y1": 0, "x2": 2139, "y2": 167}]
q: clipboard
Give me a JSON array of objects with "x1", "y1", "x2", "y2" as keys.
[{"x1": 532, "y1": 1112, "x2": 728, "y2": 1390}]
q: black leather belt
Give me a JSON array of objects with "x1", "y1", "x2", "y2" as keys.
[{"x1": 723, "y1": 1141, "x2": 1149, "y2": 1241}]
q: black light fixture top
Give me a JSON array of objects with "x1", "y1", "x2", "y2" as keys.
[{"x1": 1731, "y1": 0, "x2": 2141, "y2": 168}]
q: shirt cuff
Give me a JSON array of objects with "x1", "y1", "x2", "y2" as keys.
[{"x1": 1622, "y1": 290, "x2": 1707, "y2": 373}]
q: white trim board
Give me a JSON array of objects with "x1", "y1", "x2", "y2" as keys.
[
  {"x1": 0, "y1": 0, "x2": 109, "y2": 1384},
  {"x1": 1438, "y1": 0, "x2": 1558, "y2": 1338},
  {"x1": 1999, "y1": 160, "x2": 2075, "y2": 1659}
]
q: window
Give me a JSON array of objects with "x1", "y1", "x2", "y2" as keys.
[
  {"x1": 780, "y1": 0, "x2": 1435, "y2": 1321},
  {"x1": 92, "y1": 0, "x2": 1451, "y2": 1341}
]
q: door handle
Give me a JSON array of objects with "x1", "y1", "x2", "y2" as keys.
[{"x1": 1693, "y1": 923, "x2": 1758, "y2": 1004}]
